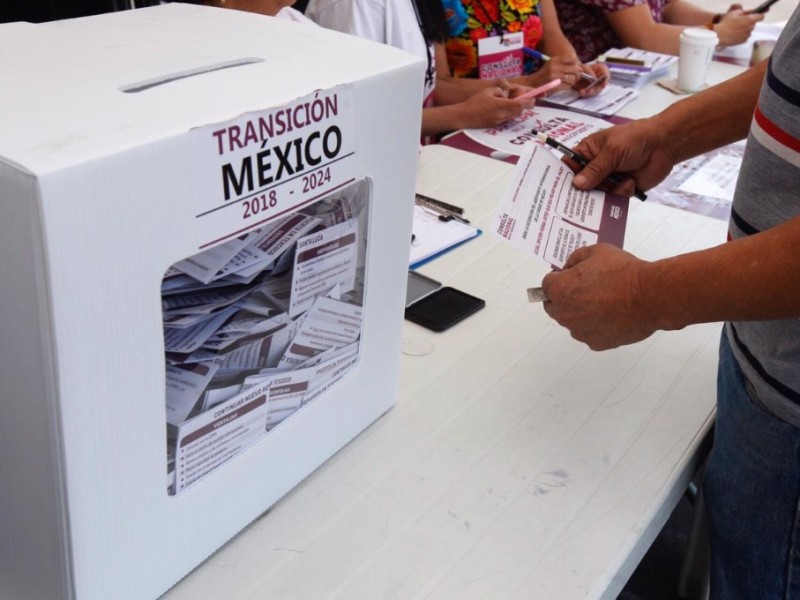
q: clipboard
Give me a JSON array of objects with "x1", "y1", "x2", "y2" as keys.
[{"x1": 409, "y1": 204, "x2": 481, "y2": 269}]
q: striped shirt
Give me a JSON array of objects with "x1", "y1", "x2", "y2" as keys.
[{"x1": 727, "y1": 5, "x2": 800, "y2": 427}]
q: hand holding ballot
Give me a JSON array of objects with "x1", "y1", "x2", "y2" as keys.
[
  {"x1": 541, "y1": 244, "x2": 653, "y2": 350},
  {"x1": 538, "y1": 60, "x2": 771, "y2": 352},
  {"x1": 491, "y1": 141, "x2": 629, "y2": 269},
  {"x1": 568, "y1": 118, "x2": 680, "y2": 198}
]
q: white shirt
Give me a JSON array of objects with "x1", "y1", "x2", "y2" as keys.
[
  {"x1": 304, "y1": 0, "x2": 435, "y2": 105},
  {"x1": 275, "y1": 6, "x2": 315, "y2": 24}
]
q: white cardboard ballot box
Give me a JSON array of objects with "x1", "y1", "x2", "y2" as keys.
[{"x1": 0, "y1": 6, "x2": 423, "y2": 600}]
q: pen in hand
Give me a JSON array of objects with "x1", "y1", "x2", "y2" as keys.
[
  {"x1": 532, "y1": 130, "x2": 648, "y2": 201},
  {"x1": 522, "y1": 48, "x2": 598, "y2": 84}
]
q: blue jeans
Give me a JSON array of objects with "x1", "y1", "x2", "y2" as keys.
[{"x1": 704, "y1": 330, "x2": 800, "y2": 599}]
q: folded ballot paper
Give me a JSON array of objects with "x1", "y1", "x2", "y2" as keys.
[
  {"x1": 162, "y1": 182, "x2": 368, "y2": 495},
  {"x1": 492, "y1": 142, "x2": 629, "y2": 268},
  {"x1": 598, "y1": 48, "x2": 678, "y2": 88}
]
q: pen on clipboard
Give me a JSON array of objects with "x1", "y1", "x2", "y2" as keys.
[
  {"x1": 415, "y1": 193, "x2": 465, "y2": 215},
  {"x1": 532, "y1": 130, "x2": 648, "y2": 201},
  {"x1": 415, "y1": 194, "x2": 471, "y2": 224},
  {"x1": 522, "y1": 48, "x2": 597, "y2": 84}
]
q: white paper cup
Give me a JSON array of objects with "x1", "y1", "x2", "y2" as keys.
[{"x1": 678, "y1": 28, "x2": 719, "y2": 92}]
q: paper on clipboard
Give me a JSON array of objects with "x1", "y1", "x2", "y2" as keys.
[{"x1": 409, "y1": 204, "x2": 481, "y2": 269}]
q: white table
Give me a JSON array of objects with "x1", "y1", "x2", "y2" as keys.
[
  {"x1": 619, "y1": 59, "x2": 745, "y2": 119},
  {"x1": 162, "y1": 62, "x2": 743, "y2": 600}
]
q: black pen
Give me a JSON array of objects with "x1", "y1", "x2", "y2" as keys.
[
  {"x1": 532, "y1": 129, "x2": 647, "y2": 201},
  {"x1": 415, "y1": 196, "x2": 471, "y2": 223},
  {"x1": 415, "y1": 193, "x2": 466, "y2": 216}
]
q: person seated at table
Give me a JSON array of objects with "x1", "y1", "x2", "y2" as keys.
[
  {"x1": 440, "y1": 0, "x2": 610, "y2": 93},
  {"x1": 170, "y1": 0, "x2": 310, "y2": 21},
  {"x1": 554, "y1": 0, "x2": 764, "y2": 62},
  {"x1": 304, "y1": 0, "x2": 540, "y2": 142}
]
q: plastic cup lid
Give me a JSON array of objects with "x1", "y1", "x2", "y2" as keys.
[{"x1": 681, "y1": 27, "x2": 719, "y2": 44}]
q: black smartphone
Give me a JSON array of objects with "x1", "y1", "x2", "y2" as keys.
[
  {"x1": 405, "y1": 286, "x2": 485, "y2": 332},
  {"x1": 406, "y1": 270, "x2": 442, "y2": 308},
  {"x1": 750, "y1": 0, "x2": 780, "y2": 13}
]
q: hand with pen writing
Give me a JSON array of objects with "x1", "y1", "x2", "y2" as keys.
[
  {"x1": 574, "y1": 62, "x2": 610, "y2": 97},
  {"x1": 523, "y1": 56, "x2": 579, "y2": 91},
  {"x1": 521, "y1": 52, "x2": 610, "y2": 98}
]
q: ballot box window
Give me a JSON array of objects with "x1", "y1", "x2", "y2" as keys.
[{"x1": 162, "y1": 179, "x2": 371, "y2": 495}]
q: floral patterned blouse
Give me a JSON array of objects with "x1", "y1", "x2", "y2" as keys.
[
  {"x1": 442, "y1": 0, "x2": 544, "y2": 77},
  {"x1": 554, "y1": 0, "x2": 665, "y2": 62}
]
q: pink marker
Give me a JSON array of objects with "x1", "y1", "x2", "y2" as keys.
[{"x1": 515, "y1": 78, "x2": 562, "y2": 100}]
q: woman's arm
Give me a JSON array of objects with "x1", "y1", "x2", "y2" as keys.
[
  {"x1": 521, "y1": 0, "x2": 610, "y2": 94},
  {"x1": 663, "y1": 0, "x2": 763, "y2": 45},
  {"x1": 605, "y1": 3, "x2": 687, "y2": 54},
  {"x1": 421, "y1": 85, "x2": 533, "y2": 136},
  {"x1": 537, "y1": 0, "x2": 580, "y2": 58},
  {"x1": 425, "y1": 45, "x2": 536, "y2": 136},
  {"x1": 606, "y1": 0, "x2": 763, "y2": 54}
]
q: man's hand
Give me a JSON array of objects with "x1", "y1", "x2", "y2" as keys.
[
  {"x1": 570, "y1": 118, "x2": 678, "y2": 197},
  {"x1": 541, "y1": 244, "x2": 658, "y2": 350}
]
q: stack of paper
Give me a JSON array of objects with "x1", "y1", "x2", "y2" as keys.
[
  {"x1": 162, "y1": 183, "x2": 369, "y2": 493},
  {"x1": 598, "y1": 48, "x2": 678, "y2": 88},
  {"x1": 540, "y1": 83, "x2": 639, "y2": 117}
]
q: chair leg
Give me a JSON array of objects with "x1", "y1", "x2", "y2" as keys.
[{"x1": 677, "y1": 463, "x2": 710, "y2": 600}]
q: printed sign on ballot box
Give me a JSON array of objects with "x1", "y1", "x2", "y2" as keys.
[{"x1": 191, "y1": 85, "x2": 357, "y2": 250}]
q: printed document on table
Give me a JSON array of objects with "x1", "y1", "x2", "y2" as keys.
[
  {"x1": 647, "y1": 142, "x2": 745, "y2": 221},
  {"x1": 540, "y1": 84, "x2": 638, "y2": 117},
  {"x1": 676, "y1": 154, "x2": 741, "y2": 202},
  {"x1": 598, "y1": 48, "x2": 677, "y2": 88},
  {"x1": 440, "y1": 106, "x2": 612, "y2": 163},
  {"x1": 492, "y1": 142, "x2": 628, "y2": 268}
]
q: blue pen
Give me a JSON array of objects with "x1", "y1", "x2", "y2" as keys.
[
  {"x1": 523, "y1": 47, "x2": 598, "y2": 84},
  {"x1": 523, "y1": 47, "x2": 548, "y2": 62}
]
